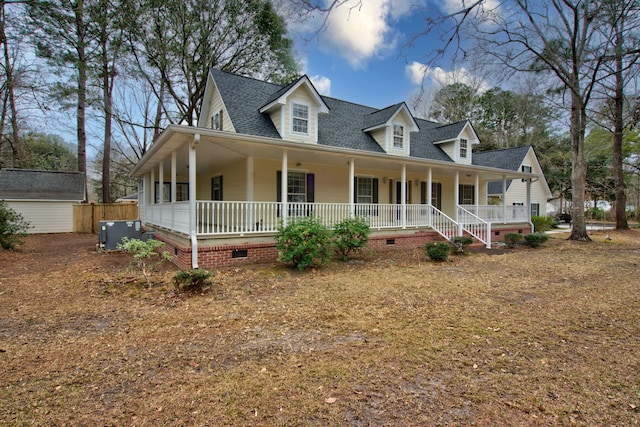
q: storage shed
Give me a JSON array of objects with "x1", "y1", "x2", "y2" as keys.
[{"x1": 0, "y1": 168, "x2": 85, "y2": 233}]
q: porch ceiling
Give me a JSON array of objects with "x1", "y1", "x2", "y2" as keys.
[{"x1": 131, "y1": 125, "x2": 534, "y2": 182}]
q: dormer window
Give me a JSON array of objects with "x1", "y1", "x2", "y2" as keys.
[
  {"x1": 393, "y1": 125, "x2": 404, "y2": 148},
  {"x1": 460, "y1": 139, "x2": 468, "y2": 158},
  {"x1": 212, "y1": 110, "x2": 223, "y2": 130},
  {"x1": 292, "y1": 103, "x2": 309, "y2": 135}
]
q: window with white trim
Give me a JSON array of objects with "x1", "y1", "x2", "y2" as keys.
[
  {"x1": 356, "y1": 177, "x2": 373, "y2": 204},
  {"x1": 292, "y1": 103, "x2": 309, "y2": 135},
  {"x1": 287, "y1": 171, "x2": 307, "y2": 202},
  {"x1": 458, "y1": 184, "x2": 475, "y2": 205},
  {"x1": 522, "y1": 165, "x2": 532, "y2": 182},
  {"x1": 459, "y1": 139, "x2": 468, "y2": 158},
  {"x1": 393, "y1": 125, "x2": 404, "y2": 148}
]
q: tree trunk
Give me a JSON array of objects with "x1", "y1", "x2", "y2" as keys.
[
  {"x1": 569, "y1": 88, "x2": 590, "y2": 241},
  {"x1": 1, "y1": 1, "x2": 22, "y2": 167},
  {"x1": 101, "y1": 50, "x2": 112, "y2": 204},
  {"x1": 75, "y1": 0, "x2": 88, "y2": 201},
  {"x1": 612, "y1": 20, "x2": 628, "y2": 230}
]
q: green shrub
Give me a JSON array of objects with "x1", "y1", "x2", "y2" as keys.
[
  {"x1": 531, "y1": 216, "x2": 555, "y2": 233},
  {"x1": 0, "y1": 200, "x2": 31, "y2": 250},
  {"x1": 524, "y1": 233, "x2": 549, "y2": 248},
  {"x1": 425, "y1": 241, "x2": 450, "y2": 262},
  {"x1": 504, "y1": 233, "x2": 523, "y2": 248},
  {"x1": 118, "y1": 237, "x2": 171, "y2": 287},
  {"x1": 333, "y1": 216, "x2": 371, "y2": 261},
  {"x1": 275, "y1": 217, "x2": 333, "y2": 270},
  {"x1": 173, "y1": 268, "x2": 213, "y2": 293},
  {"x1": 450, "y1": 235, "x2": 474, "y2": 254}
]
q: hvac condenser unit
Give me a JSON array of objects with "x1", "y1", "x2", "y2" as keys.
[{"x1": 98, "y1": 220, "x2": 143, "y2": 251}]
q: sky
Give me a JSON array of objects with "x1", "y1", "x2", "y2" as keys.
[{"x1": 286, "y1": 0, "x2": 496, "y2": 115}]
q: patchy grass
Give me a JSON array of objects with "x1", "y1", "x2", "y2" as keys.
[{"x1": 1, "y1": 230, "x2": 639, "y2": 426}]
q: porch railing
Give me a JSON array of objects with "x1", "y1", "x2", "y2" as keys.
[
  {"x1": 457, "y1": 206, "x2": 491, "y2": 248},
  {"x1": 461, "y1": 204, "x2": 529, "y2": 223},
  {"x1": 142, "y1": 201, "x2": 527, "y2": 248}
]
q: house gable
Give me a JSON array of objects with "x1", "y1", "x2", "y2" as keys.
[
  {"x1": 429, "y1": 120, "x2": 479, "y2": 165},
  {"x1": 473, "y1": 145, "x2": 552, "y2": 202},
  {"x1": 199, "y1": 73, "x2": 235, "y2": 133},
  {"x1": 363, "y1": 103, "x2": 419, "y2": 156},
  {"x1": 259, "y1": 75, "x2": 329, "y2": 144}
]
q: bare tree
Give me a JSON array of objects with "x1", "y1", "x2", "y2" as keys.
[
  {"x1": 1, "y1": 0, "x2": 23, "y2": 167},
  {"x1": 594, "y1": 0, "x2": 640, "y2": 229}
]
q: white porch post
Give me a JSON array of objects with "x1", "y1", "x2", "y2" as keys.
[
  {"x1": 348, "y1": 158, "x2": 355, "y2": 217},
  {"x1": 141, "y1": 175, "x2": 148, "y2": 224},
  {"x1": 189, "y1": 134, "x2": 199, "y2": 269},
  {"x1": 474, "y1": 174, "x2": 479, "y2": 212},
  {"x1": 246, "y1": 157, "x2": 254, "y2": 231},
  {"x1": 171, "y1": 151, "x2": 177, "y2": 231},
  {"x1": 158, "y1": 162, "x2": 164, "y2": 227},
  {"x1": 401, "y1": 164, "x2": 406, "y2": 229},
  {"x1": 427, "y1": 166, "x2": 433, "y2": 226},
  {"x1": 455, "y1": 171, "x2": 462, "y2": 236},
  {"x1": 171, "y1": 152, "x2": 177, "y2": 203},
  {"x1": 526, "y1": 178, "x2": 533, "y2": 227},
  {"x1": 158, "y1": 162, "x2": 164, "y2": 204},
  {"x1": 502, "y1": 175, "x2": 507, "y2": 224},
  {"x1": 281, "y1": 151, "x2": 288, "y2": 227},
  {"x1": 150, "y1": 168, "x2": 155, "y2": 205}
]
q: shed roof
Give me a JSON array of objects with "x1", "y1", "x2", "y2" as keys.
[{"x1": 0, "y1": 168, "x2": 85, "y2": 201}]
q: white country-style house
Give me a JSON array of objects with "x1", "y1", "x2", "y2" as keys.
[{"x1": 131, "y1": 69, "x2": 548, "y2": 269}]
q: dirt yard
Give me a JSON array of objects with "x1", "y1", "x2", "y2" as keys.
[{"x1": 1, "y1": 231, "x2": 639, "y2": 426}]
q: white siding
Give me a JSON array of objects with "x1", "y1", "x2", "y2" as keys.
[
  {"x1": 205, "y1": 82, "x2": 235, "y2": 133},
  {"x1": 7, "y1": 201, "x2": 75, "y2": 233},
  {"x1": 504, "y1": 149, "x2": 551, "y2": 216},
  {"x1": 282, "y1": 86, "x2": 318, "y2": 143}
]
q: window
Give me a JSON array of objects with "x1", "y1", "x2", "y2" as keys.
[
  {"x1": 531, "y1": 203, "x2": 540, "y2": 217},
  {"x1": 154, "y1": 182, "x2": 188, "y2": 202},
  {"x1": 287, "y1": 171, "x2": 307, "y2": 202},
  {"x1": 355, "y1": 177, "x2": 379, "y2": 204},
  {"x1": 292, "y1": 103, "x2": 309, "y2": 134},
  {"x1": 458, "y1": 184, "x2": 475, "y2": 205},
  {"x1": 459, "y1": 139, "x2": 468, "y2": 159},
  {"x1": 522, "y1": 165, "x2": 532, "y2": 182},
  {"x1": 277, "y1": 171, "x2": 315, "y2": 203},
  {"x1": 393, "y1": 125, "x2": 404, "y2": 148},
  {"x1": 212, "y1": 110, "x2": 223, "y2": 130},
  {"x1": 211, "y1": 175, "x2": 223, "y2": 201},
  {"x1": 420, "y1": 182, "x2": 442, "y2": 210}
]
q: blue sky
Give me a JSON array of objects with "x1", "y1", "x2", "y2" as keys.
[{"x1": 287, "y1": 0, "x2": 496, "y2": 114}]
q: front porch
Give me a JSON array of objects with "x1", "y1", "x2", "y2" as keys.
[{"x1": 141, "y1": 200, "x2": 532, "y2": 269}]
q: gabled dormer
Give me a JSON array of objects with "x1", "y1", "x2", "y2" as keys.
[
  {"x1": 259, "y1": 75, "x2": 329, "y2": 144},
  {"x1": 430, "y1": 120, "x2": 480, "y2": 165},
  {"x1": 198, "y1": 71, "x2": 236, "y2": 133},
  {"x1": 363, "y1": 103, "x2": 419, "y2": 156}
]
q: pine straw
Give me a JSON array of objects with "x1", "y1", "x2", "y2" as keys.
[{"x1": 1, "y1": 230, "x2": 639, "y2": 426}]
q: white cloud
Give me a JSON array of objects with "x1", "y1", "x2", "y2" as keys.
[
  {"x1": 439, "y1": 0, "x2": 500, "y2": 14},
  {"x1": 406, "y1": 61, "x2": 489, "y2": 92},
  {"x1": 297, "y1": 0, "x2": 422, "y2": 69},
  {"x1": 310, "y1": 75, "x2": 331, "y2": 96},
  {"x1": 318, "y1": 0, "x2": 393, "y2": 69}
]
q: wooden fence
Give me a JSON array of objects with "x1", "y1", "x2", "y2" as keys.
[{"x1": 74, "y1": 203, "x2": 139, "y2": 233}]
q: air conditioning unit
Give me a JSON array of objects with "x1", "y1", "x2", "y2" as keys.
[{"x1": 98, "y1": 220, "x2": 143, "y2": 251}]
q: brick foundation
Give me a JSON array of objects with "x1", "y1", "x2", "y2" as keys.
[{"x1": 152, "y1": 225, "x2": 532, "y2": 270}]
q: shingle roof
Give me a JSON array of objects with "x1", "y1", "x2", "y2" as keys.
[
  {"x1": 210, "y1": 68, "x2": 282, "y2": 139},
  {"x1": 0, "y1": 168, "x2": 85, "y2": 200},
  {"x1": 472, "y1": 145, "x2": 531, "y2": 170},
  {"x1": 209, "y1": 68, "x2": 468, "y2": 162},
  {"x1": 472, "y1": 146, "x2": 532, "y2": 194},
  {"x1": 362, "y1": 103, "x2": 404, "y2": 130}
]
